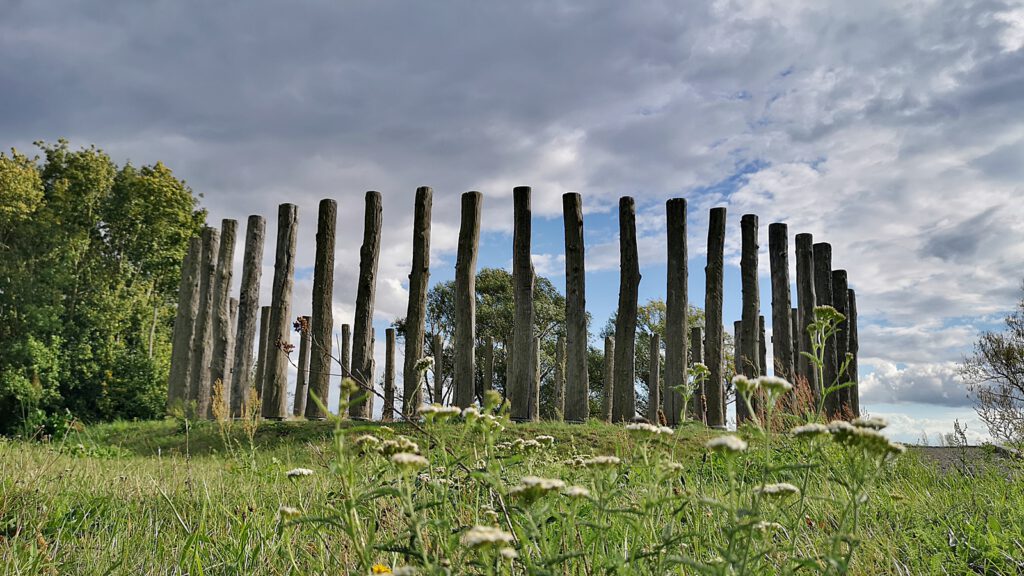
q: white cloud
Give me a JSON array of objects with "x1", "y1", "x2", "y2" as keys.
[{"x1": 860, "y1": 361, "x2": 970, "y2": 407}]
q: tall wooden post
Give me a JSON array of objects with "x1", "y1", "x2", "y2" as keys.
[
  {"x1": 432, "y1": 334, "x2": 443, "y2": 404},
  {"x1": 190, "y1": 226, "x2": 220, "y2": 418},
  {"x1": 304, "y1": 199, "x2": 336, "y2": 420},
  {"x1": 554, "y1": 335, "x2": 565, "y2": 420},
  {"x1": 169, "y1": 236, "x2": 201, "y2": 413},
  {"x1": 255, "y1": 305, "x2": 271, "y2": 401},
  {"x1": 734, "y1": 320, "x2": 748, "y2": 423},
  {"x1": 402, "y1": 188, "x2": 432, "y2": 418},
  {"x1": 847, "y1": 289, "x2": 860, "y2": 417},
  {"x1": 531, "y1": 336, "x2": 541, "y2": 420},
  {"x1": 647, "y1": 333, "x2": 661, "y2": 423},
  {"x1": 209, "y1": 219, "x2": 237, "y2": 415},
  {"x1": 813, "y1": 242, "x2": 839, "y2": 417},
  {"x1": 262, "y1": 204, "x2": 298, "y2": 420},
  {"x1": 368, "y1": 335, "x2": 377, "y2": 417},
  {"x1": 790, "y1": 307, "x2": 800, "y2": 378},
  {"x1": 768, "y1": 223, "x2": 794, "y2": 381},
  {"x1": 831, "y1": 270, "x2": 850, "y2": 417},
  {"x1": 383, "y1": 327, "x2": 396, "y2": 421},
  {"x1": 231, "y1": 215, "x2": 265, "y2": 417},
  {"x1": 349, "y1": 192, "x2": 382, "y2": 420},
  {"x1": 689, "y1": 326, "x2": 705, "y2": 422},
  {"x1": 454, "y1": 191, "x2": 482, "y2": 408},
  {"x1": 603, "y1": 336, "x2": 615, "y2": 422},
  {"x1": 664, "y1": 198, "x2": 688, "y2": 426},
  {"x1": 613, "y1": 197, "x2": 640, "y2": 422},
  {"x1": 795, "y1": 234, "x2": 817, "y2": 396},
  {"x1": 482, "y1": 336, "x2": 495, "y2": 397},
  {"x1": 511, "y1": 187, "x2": 535, "y2": 421},
  {"x1": 293, "y1": 316, "x2": 312, "y2": 417},
  {"x1": 224, "y1": 297, "x2": 237, "y2": 408},
  {"x1": 341, "y1": 324, "x2": 352, "y2": 378},
  {"x1": 705, "y1": 207, "x2": 727, "y2": 428},
  {"x1": 738, "y1": 215, "x2": 761, "y2": 424},
  {"x1": 562, "y1": 193, "x2": 589, "y2": 422}
]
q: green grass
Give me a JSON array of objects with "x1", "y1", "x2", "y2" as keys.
[{"x1": 1, "y1": 415, "x2": 1021, "y2": 575}]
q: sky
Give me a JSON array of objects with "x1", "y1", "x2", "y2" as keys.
[{"x1": 3, "y1": 0, "x2": 1024, "y2": 444}]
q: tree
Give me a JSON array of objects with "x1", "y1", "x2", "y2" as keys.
[{"x1": 961, "y1": 289, "x2": 1024, "y2": 445}]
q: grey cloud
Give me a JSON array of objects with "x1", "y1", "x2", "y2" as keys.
[{"x1": 860, "y1": 361, "x2": 971, "y2": 407}]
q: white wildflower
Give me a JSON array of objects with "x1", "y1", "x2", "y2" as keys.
[
  {"x1": 354, "y1": 435, "x2": 381, "y2": 448},
  {"x1": 732, "y1": 375, "x2": 758, "y2": 395},
  {"x1": 379, "y1": 436, "x2": 420, "y2": 455},
  {"x1": 851, "y1": 416, "x2": 888, "y2": 430},
  {"x1": 753, "y1": 520, "x2": 786, "y2": 532},
  {"x1": 535, "y1": 434, "x2": 555, "y2": 446},
  {"x1": 657, "y1": 426, "x2": 675, "y2": 435},
  {"x1": 626, "y1": 422, "x2": 661, "y2": 434},
  {"x1": 509, "y1": 476, "x2": 566, "y2": 500},
  {"x1": 286, "y1": 468, "x2": 314, "y2": 478},
  {"x1": 414, "y1": 356, "x2": 434, "y2": 373},
  {"x1": 705, "y1": 435, "x2": 748, "y2": 453},
  {"x1": 461, "y1": 525, "x2": 515, "y2": 548},
  {"x1": 754, "y1": 482, "x2": 801, "y2": 498},
  {"x1": 278, "y1": 505, "x2": 301, "y2": 519},
  {"x1": 581, "y1": 455, "x2": 621, "y2": 468},
  {"x1": 562, "y1": 485, "x2": 591, "y2": 498},
  {"x1": 790, "y1": 423, "x2": 830, "y2": 439},
  {"x1": 499, "y1": 547, "x2": 518, "y2": 560},
  {"x1": 756, "y1": 376, "x2": 793, "y2": 394},
  {"x1": 390, "y1": 452, "x2": 429, "y2": 472}
]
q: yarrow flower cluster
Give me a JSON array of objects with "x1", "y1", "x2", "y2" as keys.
[
  {"x1": 534, "y1": 435, "x2": 555, "y2": 446},
  {"x1": 754, "y1": 482, "x2": 801, "y2": 498},
  {"x1": 829, "y1": 420, "x2": 905, "y2": 457},
  {"x1": 732, "y1": 375, "x2": 758, "y2": 396},
  {"x1": 705, "y1": 435, "x2": 748, "y2": 454},
  {"x1": 578, "y1": 455, "x2": 621, "y2": 468},
  {"x1": 757, "y1": 376, "x2": 794, "y2": 395},
  {"x1": 414, "y1": 356, "x2": 434, "y2": 373},
  {"x1": 562, "y1": 485, "x2": 591, "y2": 498},
  {"x1": 461, "y1": 525, "x2": 515, "y2": 548},
  {"x1": 378, "y1": 436, "x2": 420, "y2": 456},
  {"x1": 790, "y1": 423, "x2": 830, "y2": 439},
  {"x1": 626, "y1": 423, "x2": 674, "y2": 435},
  {"x1": 278, "y1": 505, "x2": 301, "y2": 519},
  {"x1": 509, "y1": 476, "x2": 566, "y2": 501},
  {"x1": 419, "y1": 404, "x2": 462, "y2": 422},
  {"x1": 286, "y1": 468, "x2": 314, "y2": 478},
  {"x1": 851, "y1": 416, "x2": 888, "y2": 430},
  {"x1": 390, "y1": 452, "x2": 429, "y2": 472}
]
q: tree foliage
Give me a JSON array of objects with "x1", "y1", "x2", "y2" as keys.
[{"x1": 0, "y1": 140, "x2": 205, "y2": 435}]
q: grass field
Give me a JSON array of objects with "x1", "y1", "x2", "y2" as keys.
[{"x1": 1, "y1": 408, "x2": 1022, "y2": 575}]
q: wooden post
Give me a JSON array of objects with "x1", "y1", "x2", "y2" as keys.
[
  {"x1": 349, "y1": 192, "x2": 382, "y2": 420},
  {"x1": 790, "y1": 307, "x2": 800, "y2": 379},
  {"x1": 705, "y1": 207, "x2": 727, "y2": 428},
  {"x1": 689, "y1": 326, "x2": 705, "y2": 423},
  {"x1": 734, "y1": 320, "x2": 748, "y2": 423},
  {"x1": 189, "y1": 226, "x2": 220, "y2": 419},
  {"x1": 303, "y1": 199, "x2": 336, "y2": 420},
  {"x1": 231, "y1": 215, "x2": 265, "y2": 418},
  {"x1": 768, "y1": 223, "x2": 794, "y2": 381},
  {"x1": 511, "y1": 187, "x2": 535, "y2": 421},
  {"x1": 562, "y1": 193, "x2": 589, "y2": 422},
  {"x1": 224, "y1": 297, "x2": 238, "y2": 409},
  {"x1": 847, "y1": 289, "x2": 860, "y2": 417},
  {"x1": 255, "y1": 305, "x2": 271, "y2": 400},
  {"x1": 293, "y1": 316, "x2": 312, "y2": 417},
  {"x1": 795, "y1": 233, "x2": 817, "y2": 397},
  {"x1": 532, "y1": 336, "x2": 541, "y2": 420},
  {"x1": 647, "y1": 333, "x2": 661, "y2": 423},
  {"x1": 603, "y1": 336, "x2": 615, "y2": 422},
  {"x1": 664, "y1": 198, "x2": 688, "y2": 426},
  {"x1": 383, "y1": 327, "x2": 396, "y2": 421},
  {"x1": 454, "y1": 191, "x2": 482, "y2": 408},
  {"x1": 813, "y1": 242, "x2": 839, "y2": 417},
  {"x1": 262, "y1": 204, "x2": 298, "y2": 420},
  {"x1": 554, "y1": 334, "x2": 565, "y2": 420},
  {"x1": 482, "y1": 336, "x2": 495, "y2": 397},
  {"x1": 738, "y1": 214, "x2": 761, "y2": 424},
  {"x1": 168, "y1": 236, "x2": 201, "y2": 413},
  {"x1": 613, "y1": 197, "x2": 640, "y2": 422},
  {"x1": 209, "y1": 219, "x2": 237, "y2": 415},
  {"x1": 368, "y1": 335, "x2": 377, "y2": 418},
  {"x1": 831, "y1": 270, "x2": 850, "y2": 417},
  {"x1": 402, "y1": 187, "x2": 432, "y2": 418},
  {"x1": 433, "y1": 333, "x2": 443, "y2": 404}
]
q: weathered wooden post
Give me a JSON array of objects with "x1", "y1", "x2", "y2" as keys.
[
  {"x1": 813, "y1": 242, "x2": 839, "y2": 417},
  {"x1": 554, "y1": 334, "x2": 565, "y2": 420},
  {"x1": 432, "y1": 333, "x2": 443, "y2": 404},
  {"x1": 262, "y1": 204, "x2": 298, "y2": 420},
  {"x1": 169, "y1": 236, "x2": 201, "y2": 412},
  {"x1": 790, "y1": 308, "x2": 800, "y2": 377},
  {"x1": 402, "y1": 187, "x2": 432, "y2": 418},
  {"x1": 230, "y1": 215, "x2": 265, "y2": 417},
  {"x1": 304, "y1": 199, "x2": 336, "y2": 420},
  {"x1": 795, "y1": 234, "x2": 817, "y2": 395},
  {"x1": 255, "y1": 305, "x2": 271, "y2": 400},
  {"x1": 603, "y1": 336, "x2": 615, "y2": 422},
  {"x1": 368, "y1": 334, "x2": 377, "y2": 417},
  {"x1": 768, "y1": 223, "x2": 795, "y2": 381},
  {"x1": 831, "y1": 270, "x2": 850, "y2": 417},
  {"x1": 689, "y1": 326, "x2": 705, "y2": 422},
  {"x1": 613, "y1": 197, "x2": 640, "y2": 422},
  {"x1": 847, "y1": 289, "x2": 860, "y2": 417},
  {"x1": 664, "y1": 198, "x2": 688, "y2": 426},
  {"x1": 210, "y1": 219, "x2": 237, "y2": 415},
  {"x1": 705, "y1": 207, "x2": 727, "y2": 428},
  {"x1": 511, "y1": 187, "x2": 536, "y2": 421},
  {"x1": 562, "y1": 193, "x2": 589, "y2": 422},
  {"x1": 225, "y1": 297, "x2": 237, "y2": 404},
  {"x1": 293, "y1": 316, "x2": 312, "y2": 417},
  {"x1": 531, "y1": 336, "x2": 541, "y2": 420},
  {"x1": 734, "y1": 320, "x2": 748, "y2": 423},
  {"x1": 738, "y1": 215, "x2": 761, "y2": 424},
  {"x1": 482, "y1": 336, "x2": 495, "y2": 397},
  {"x1": 383, "y1": 327, "x2": 396, "y2": 421},
  {"x1": 759, "y1": 315, "x2": 767, "y2": 380},
  {"x1": 190, "y1": 226, "x2": 220, "y2": 418},
  {"x1": 454, "y1": 191, "x2": 482, "y2": 408},
  {"x1": 349, "y1": 192, "x2": 382, "y2": 420},
  {"x1": 647, "y1": 333, "x2": 661, "y2": 423}
]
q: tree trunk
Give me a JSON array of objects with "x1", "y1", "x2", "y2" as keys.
[
  {"x1": 383, "y1": 327, "x2": 396, "y2": 421},
  {"x1": 262, "y1": 204, "x2": 298, "y2": 420},
  {"x1": 305, "y1": 199, "x2": 336, "y2": 420},
  {"x1": 768, "y1": 223, "x2": 794, "y2": 382},
  {"x1": 350, "y1": 192, "x2": 382, "y2": 420},
  {"x1": 603, "y1": 336, "x2": 614, "y2": 422},
  {"x1": 168, "y1": 236, "x2": 201, "y2": 413},
  {"x1": 795, "y1": 233, "x2": 817, "y2": 398},
  {"x1": 293, "y1": 316, "x2": 311, "y2": 417},
  {"x1": 689, "y1": 326, "x2": 705, "y2": 423},
  {"x1": 454, "y1": 191, "x2": 482, "y2": 408},
  {"x1": 231, "y1": 215, "x2": 265, "y2": 418},
  {"x1": 562, "y1": 193, "x2": 589, "y2": 422},
  {"x1": 255, "y1": 305, "x2": 271, "y2": 402},
  {"x1": 813, "y1": 242, "x2": 839, "y2": 418},
  {"x1": 847, "y1": 289, "x2": 860, "y2": 417},
  {"x1": 402, "y1": 187, "x2": 432, "y2": 418},
  {"x1": 704, "y1": 207, "x2": 727, "y2": 428},
  {"x1": 738, "y1": 214, "x2": 761, "y2": 424},
  {"x1": 189, "y1": 226, "x2": 220, "y2": 419},
  {"x1": 511, "y1": 187, "x2": 535, "y2": 421},
  {"x1": 210, "y1": 219, "x2": 237, "y2": 416},
  {"x1": 433, "y1": 333, "x2": 443, "y2": 405},
  {"x1": 831, "y1": 270, "x2": 850, "y2": 418},
  {"x1": 647, "y1": 332, "x2": 661, "y2": 423},
  {"x1": 613, "y1": 197, "x2": 640, "y2": 422},
  {"x1": 664, "y1": 198, "x2": 688, "y2": 426},
  {"x1": 554, "y1": 334, "x2": 565, "y2": 420}
]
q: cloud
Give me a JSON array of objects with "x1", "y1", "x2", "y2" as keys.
[{"x1": 860, "y1": 361, "x2": 970, "y2": 407}]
